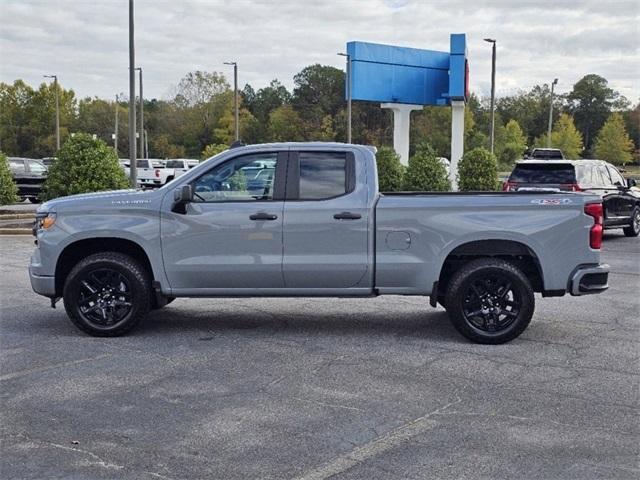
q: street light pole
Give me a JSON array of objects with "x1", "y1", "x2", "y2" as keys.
[
  {"x1": 135, "y1": 67, "x2": 144, "y2": 158},
  {"x1": 547, "y1": 78, "x2": 558, "y2": 148},
  {"x1": 484, "y1": 38, "x2": 496, "y2": 154},
  {"x1": 114, "y1": 94, "x2": 119, "y2": 154},
  {"x1": 337, "y1": 52, "x2": 352, "y2": 143},
  {"x1": 43, "y1": 74, "x2": 60, "y2": 151},
  {"x1": 128, "y1": 0, "x2": 137, "y2": 188},
  {"x1": 224, "y1": 62, "x2": 239, "y2": 142}
]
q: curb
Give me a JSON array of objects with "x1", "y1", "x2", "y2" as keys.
[
  {"x1": 0, "y1": 213, "x2": 35, "y2": 220},
  {"x1": 0, "y1": 228, "x2": 32, "y2": 235}
]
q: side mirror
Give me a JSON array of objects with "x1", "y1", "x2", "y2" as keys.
[
  {"x1": 174, "y1": 184, "x2": 193, "y2": 203},
  {"x1": 628, "y1": 178, "x2": 637, "y2": 188}
]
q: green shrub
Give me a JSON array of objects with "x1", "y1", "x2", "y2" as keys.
[
  {"x1": 404, "y1": 143, "x2": 450, "y2": 192},
  {"x1": 376, "y1": 146, "x2": 405, "y2": 191},
  {"x1": 42, "y1": 133, "x2": 129, "y2": 201},
  {"x1": 201, "y1": 143, "x2": 228, "y2": 160},
  {"x1": 458, "y1": 147, "x2": 499, "y2": 191},
  {"x1": 0, "y1": 152, "x2": 19, "y2": 205}
]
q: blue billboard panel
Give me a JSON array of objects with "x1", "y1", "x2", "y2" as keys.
[{"x1": 347, "y1": 35, "x2": 467, "y2": 106}]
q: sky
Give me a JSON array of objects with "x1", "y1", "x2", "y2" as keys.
[{"x1": 1, "y1": 0, "x2": 639, "y2": 102}]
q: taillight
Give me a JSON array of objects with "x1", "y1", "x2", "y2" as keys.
[
  {"x1": 584, "y1": 202, "x2": 603, "y2": 249},
  {"x1": 561, "y1": 183, "x2": 582, "y2": 192},
  {"x1": 155, "y1": 169, "x2": 160, "y2": 178},
  {"x1": 503, "y1": 181, "x2": 517, "y2": 192}
]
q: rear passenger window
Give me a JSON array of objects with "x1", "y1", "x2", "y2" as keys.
[{"x1": 299, "y1": 152, "x2": 349, "y2": 199}]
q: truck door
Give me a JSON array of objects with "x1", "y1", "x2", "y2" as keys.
[
  {"x1": 607, "y1": 165, "x2": 634, "y2": 219},
  {"x1": 282, "y1": 150, "x2": 370, "y2": 289},
  {"x1": 161, "y1": 151, "x2": 287, "y2": 290}
]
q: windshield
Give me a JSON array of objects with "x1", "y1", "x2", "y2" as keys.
[{"x1": 509, "y1": 163, "x2": 576, "y2": 184}]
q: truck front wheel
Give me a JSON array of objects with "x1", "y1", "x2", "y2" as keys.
[
  {"x1": 63, "y1": 252, "x2": 151, "y2": 336},
  {"x1": 444, "y1": 258, "x2": 534, "y2": 344}
]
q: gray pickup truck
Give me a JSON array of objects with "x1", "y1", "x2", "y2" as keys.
[{"x1": 29, "y1": 143, "x2": 609, "y2": 344}]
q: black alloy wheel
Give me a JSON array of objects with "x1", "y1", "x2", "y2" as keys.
[
  {"x1": 63, "y1": 252, "x2": 151, "y2": 336},
  {"x1": 75, "y1": 268, "x2": 133, "y2": 327},
  {"x1": 445, "y1": 258, "x2": 535, "y2": 344}
]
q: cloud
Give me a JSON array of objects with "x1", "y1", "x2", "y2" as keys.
[{"x1": 0, "y1": 0, "x2": 638, "y2": 102}]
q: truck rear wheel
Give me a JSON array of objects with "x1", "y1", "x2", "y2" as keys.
[
  {"x1": 444, "y1": 258, "x2": 534, "y2": 344},
  {"x1": 63, "y1": 252, "x2": 151, "y2": 336}
]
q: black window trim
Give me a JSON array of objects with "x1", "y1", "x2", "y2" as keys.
[
  {"x1": 285, "y1": 150, "x2": 356, "y2": 201},
  {"x1": 189, "y1": 150, "x2": 287, "y2": 204}
]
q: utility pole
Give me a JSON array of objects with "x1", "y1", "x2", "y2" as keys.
[
  {"x1": 135, "y1": 67, "x2": 144, "y2": 158},
  {"x1": 43, "y1": 74, "x2": 60, "y2": 151},
  {"x1": 224, "y1": 61, "x2": 239, "y2": 142},
  {"x1": 484, "y1": 38, "x2": 496, "y2": 154},
  {"x1": 547, "y1": 78, "x2": 558, "y2": 148},
  {"x1": 114, "y1": 94, "x2": 119, "y2": 154},
  {"x1": 128, "y1": 0, "x2": 137, "y2": 188},
  {"x1": 337, "y1": 52, "x2": 352, "y2": 143}
]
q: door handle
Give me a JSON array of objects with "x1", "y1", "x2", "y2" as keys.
[
  {"x1": 249, "y1": 212, "x2": 278, "y2": 221},
  {"x1": 333, "y1": 211, "x2": 362, "y2": 220}
]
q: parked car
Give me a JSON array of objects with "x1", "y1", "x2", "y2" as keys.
[
  {"x1": 30, "y1": 143, "x2": 609, "y2": 344},
  {"x1": 504, "y1": 159, "x2": 639, "y2": 236},
  {"x1": 135, "y1": 159, "x2": 173, "y2": 188},
  {"x1": 164, "y1": 159, "x2": 199, "y2": 180},
  {"x1": 527, "y1": 148, "x2": 564, "y2": 160},
  {"x1": 8, "y1": 157, "x2": 48, "y2": 203}
]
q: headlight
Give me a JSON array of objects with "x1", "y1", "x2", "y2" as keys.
[{"x1": 33, "y1": 212, "x2": 56, "y2": 235}]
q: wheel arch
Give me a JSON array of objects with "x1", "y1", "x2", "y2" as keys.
[
  {"x1": 436, "y1": 239, "x2": 546, "y2": 296},
  {"x1": 55, "y1": 237, "x2": 156, "y2": 297}
]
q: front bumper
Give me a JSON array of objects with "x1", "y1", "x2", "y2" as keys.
[
  {"x1": 29, "y1": 267, "x2": 56, "y2": 297},
  {"x1": 569, "y1": 264, "x2": 610, "y2": 296}
]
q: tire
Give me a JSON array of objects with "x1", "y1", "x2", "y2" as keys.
[
  {"x1": 623, "y1": 206, "x2": 640, "y2": 237},
  {"x1": 63, "y1": 252, "x2": 151, "y2": 336},
  {"x1": 28, "y1": 197, "x2": 40, "y2": 204},
  {"x1": 444, "y1": 258, "x2": 535, "y2": 344}
]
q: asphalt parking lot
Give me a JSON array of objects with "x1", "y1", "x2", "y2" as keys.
[{"x1": 1, "y1": 232, "x2": 638, "y2": 479}]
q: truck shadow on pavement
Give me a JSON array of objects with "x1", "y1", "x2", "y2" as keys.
[{"x1": 133, "y1": 304, "x2": 464, "y2": 344}]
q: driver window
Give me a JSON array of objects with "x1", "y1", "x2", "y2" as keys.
[{"x1": 191, "y1": 153, "x2": 278, "y2": 202}]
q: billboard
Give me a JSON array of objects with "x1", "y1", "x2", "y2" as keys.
[{"x1": 347, "y1": 34, "x2": 467, "y2": 106}]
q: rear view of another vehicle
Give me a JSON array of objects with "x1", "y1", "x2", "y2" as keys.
[
  {"x1": 505, "y1": 160, "x2": 640, "y2": 236},
  {"x1": 8, "y1": 157, "x2": 48, "y2": 203},
  {"x1": 504, "y1": 161, "x2": 580, "y2": 192}
]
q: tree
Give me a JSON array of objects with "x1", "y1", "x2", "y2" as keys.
[
  {"x1": 376, "y1": 146, "x2": 404, "y2": 191},
  {"x1": 458, "y1": 147, "x2": 499, "y2": 191},
  {"x1": 495, "y1": 84, "x2": 557, "y2": 144},
  {"x1": 292, "y1": 64, "x2": 344, "y2": 139},
  {"x1": 213, "y1": 95, "x2": 258, "y2": 145},
  {"x1": 42, "y1": 133, "x2": 128, "y2": 200},
  {"x1": 534, "y1": 113, "x2": 583, "y2": 159},
  {"x1": 268, "y1": 105, "x2": 304, "y2": 141},
  {"x1": 497, "y1": 119, "x2": 527, "y2": 168},
  {"x1": 170, "y1": 71, "x2": 231, "y2": 155},
  {"x1": 151, "y1": 134, "x2": 185, "y2": 159},
  {"x1": 0, "y1": 152, "x2": 18, "y2": 205},
  {"x1": 593, "y1": 113, "x2": 635, "y2": 165},
  {"x1": 0, "y1": 79, "x2": 76, "y2": 158},
  {"x1": 201, "y1": 143, "x2": 228, "y2": 160},
  {"x1": 404, "y1": 143, "x2": 450, "y2": 191},
  {"x1": 567, "y1": 74, "x2": 629, "y2": 152}
]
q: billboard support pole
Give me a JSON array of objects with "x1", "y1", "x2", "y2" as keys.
[
  {"x1": 450, "y1": 100, "x2": 465, "y2": 191},
  {"x1": 380, "y1": 103, "x2": 423, "y2": 166}
]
